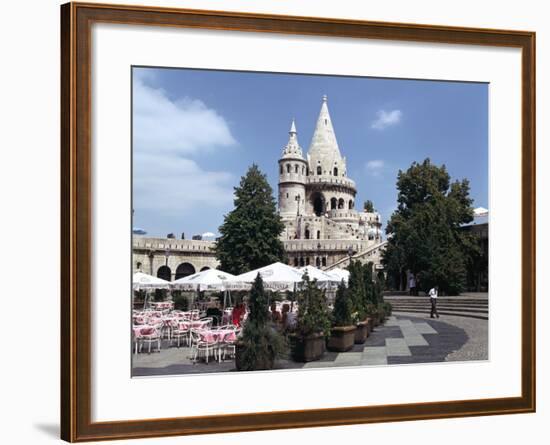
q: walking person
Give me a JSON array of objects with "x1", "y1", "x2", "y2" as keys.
[
  {"x1": 409, "y1": 274, "x2": 417, "y2": 296},
  {"x1": 429, "y1": 285, "x2": 440, "y2": 318}
]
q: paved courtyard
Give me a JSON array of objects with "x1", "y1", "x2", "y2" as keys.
[{"x1": 133, "y1": 314, "x2": 488, "y2": 377}]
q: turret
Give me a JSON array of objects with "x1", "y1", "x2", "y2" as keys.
[{"x1": 278, "y1": 119, "x2": 308, "y2": 219}]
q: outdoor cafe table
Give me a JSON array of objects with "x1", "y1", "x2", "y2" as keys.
[
  {"x1": 150, "y1": 301, "x2": 174, "y2": 310},
  {"x1": 198, "y1": 328, "x2": 237, "y2": 343},
  {"x1": 179, "y1": 320, "x2": 210, "y2": 330}
]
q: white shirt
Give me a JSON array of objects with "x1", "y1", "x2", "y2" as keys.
[{"x1": 429, "y1": 288, "x2": 438, "y2": 298}]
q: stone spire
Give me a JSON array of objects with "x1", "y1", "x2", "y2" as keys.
[
  {"x1": 281, "y1": 119, "x2": 304, "y2": 159},
  {"x1": 308, "y1": 95, "x2": 342, "y2": 161}
]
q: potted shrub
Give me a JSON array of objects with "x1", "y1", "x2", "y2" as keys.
[
  {"x1": 365, "y1": 303, "x2": 377, "y2": 331},
  {"x1": 289, "y1": 273, "x2": 330, "y2": 362},
  {"x1": 347, "y1": 261, "x2": 370, "y2": 344},
  {"x1": 235, "y1": 274, "x2": 286, "y2": 371},
  {"x1": 327, "y1": 281, "x2": 357, "y2": 351}
]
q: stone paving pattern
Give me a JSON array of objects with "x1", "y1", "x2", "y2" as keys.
[{"x1": 133, "y1": 314, "x2": 486, "y2": 377}]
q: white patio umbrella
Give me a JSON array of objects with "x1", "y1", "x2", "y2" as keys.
[
  {"x1": 229, "y1": 262, "x2": 304, "y2": 292},
  {"x1": 132, "y1": 272, "x2": 171, "y2": 310},
  {"x1": 132, "y1": 272, "x2": 171, "y2": 290},
  {"x1": 173, "y1": 268, "x2": 238, "y2": 311},
  {"x1": 172, "y1": 268, "x2": 236, "y2": 291},
  {"x1": 327, "y1": 268, "x2": 350, "y2": 284},
  {"x1": 299, "y1": 265, "x2": 339, "y2": 283}
]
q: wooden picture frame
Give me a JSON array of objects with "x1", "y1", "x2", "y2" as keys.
[{"x1": 60, "y1": 2, "x2": 536, "y2": 442}]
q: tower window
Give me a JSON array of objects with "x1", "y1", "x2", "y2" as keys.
[
  {"x1": 302, "y1": 166, "x2": 305, "y2": 174},
  {"x1": 295, "y1": 164, "x2": 298, "y2": 173},
  {"x1": 316, "y1": 230, "x2": 321, "y2": 239},
  {"x1": 349, "y1": 200, "x2": 353, "y2": 209},
  {"x1": 280, "y1": 165, "x2": 283, "y2": 174},
  {"x1": 317, "y1": 166, "x2": 322, "y2": 175},
  {"x1": 286, "y1": 164, "x2": 290, "y2": 173},
  {"x1": 325, "y1": 119, "x2": 327, "y2": 125},
  {"x1": 333, "y1": 167, "x2": 338, "y2": 176},
  {"x1": 305, "y1": 229, "x2": 310, "y2": 239}
]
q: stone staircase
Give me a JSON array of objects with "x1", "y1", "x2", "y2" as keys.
[
  {"x1": 384, "y1": 293, "x2": 489, "y2": 320},
  {"x1": 325, "y1": 240, "x2": 387, "y2": 270}
]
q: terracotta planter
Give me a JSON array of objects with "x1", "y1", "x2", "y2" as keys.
[
  {"x1": 289, "y1": 332, "x2": 326, "y2": 362},
  {"x1": 354, "y1": 320, "x2": 369, "y2": 344},
  {"x1": 235, "y1": 341, "x2": 275, "y2": 371},
  {"x1": 365, "y1": 317, "x2": 374, "y2": 334},
  {"x1": 327, "y1": 325, "x2": 357, "y2": 352}
]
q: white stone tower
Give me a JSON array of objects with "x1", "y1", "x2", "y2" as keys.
[
  {"x1": 306, "y1": 95, "x2": 357, "y2": 220},
  {"x1": 278, "y1": 119, "x2": 308, "y2": 220}
]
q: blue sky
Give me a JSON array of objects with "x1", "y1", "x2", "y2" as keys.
[{"x1": 132, "y1": 66, "x2": 488, "y2": 238}]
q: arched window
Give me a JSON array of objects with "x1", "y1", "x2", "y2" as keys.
[
  {"x1": 317, "y1": 166, "x2": 322, "y2": 175},
  {"x1": 302, "y1": 165, "x2": 305, "y2": 174},
  {"x1": 280, "y1": 165, "x2": 283, "y2": 174},
  {"x1": 175, "y1": 263, "x2": 195, "y2": 280},
  {"x1": 312, "y1": 193, "x2": 324, "y2": 217},
  {"x1": 299, "y1": 257, "x2": 305, "y2": 267},
  {"x1": 306, "y1": 167, "x2": 309, "y2": 176},
  {"x1": 295, "y1": 164, "x2": 299, "y2": 173},
  {"x1": 286, "y1": 164, "x2": 290, "y2": 173},
  {"x1": 306, "y1": 257, "x2": 310, "y2": 266},
  {"x1": 200, "y1": 266, "x2": 210, "y2": 272},
  {"x1": 305, "y1": 229, "x2": 310, "y2": 239},
  {"x1": 316, "y1": 230, "x2": 321, "y2": 239},
  {"x1": 136, "y1": 261, "x2": 142, "y2": 271},
  {"x1": 316, "y1": 257, "x2": 321, "y2": 267},
  {"x1": 333, "y1": 167, "x2": 338, "y2": 176},
  {"x1": 294, "y1": 257, "x2": 299, "y2": 267},
  {"x1": 157, "y1": 265, "x2": 171, "y2": 282},
  {"x1": 349, "y1": 200, "x2": 353, "y2": 210},
  {"x1": 331, "y1": 197, "x2": 337, "y2": 210},
  {"x1": 322, "y1": 257, "x2": 327, "y2": 267},
  {"x1": 338, "y1": 198, "x2": 345, "y2": 209}
]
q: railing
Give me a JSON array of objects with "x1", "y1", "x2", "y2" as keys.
[
  {"x1": 324, "y1": 241, "x2": 387, "y2": 270},
  {"x1": 132, "y1": 237, "x2": 216, "y2": 253},
  {"x1": 306, "y1": 176, "x2": 356, "y2": 189}
]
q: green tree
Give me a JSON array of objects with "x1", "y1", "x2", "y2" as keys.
[
  {"x1": 362, "y1": 261, "x2": 379, "y2": 305},
  {"x1": 363, "y1": 200, "x2": 375, "y2": 212},
  {"x1": 347, "y1": 261, "x2": 367, "y2": 320},
  {"x1": 238, "y1": 274, "x2": 286, "y2": 370},
  {"x1": 332, "y1": 280, "x2": 353, "y2": 326},
  {"x1": 383, "y1": 158, "x2": 478, "y2": 295},
  {"x1": 215, "y1": 164, "x2": 286, "y2": 275},
  {"x1": 295, "y1": 273, "x2": 331, "y2": 337}
]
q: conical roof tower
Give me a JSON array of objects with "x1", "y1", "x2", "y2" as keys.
[{"x1": 307, "y1": 95, "x2": 346, "y2": 177}]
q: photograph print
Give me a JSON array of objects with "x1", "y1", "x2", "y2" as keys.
[{"x1": 131, "y1": 66, "x2": 489, "y2": 377}]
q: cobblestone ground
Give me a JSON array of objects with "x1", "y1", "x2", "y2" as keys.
[{"x1": 132, "y1": 314, "x2": 487, "y2": 377}]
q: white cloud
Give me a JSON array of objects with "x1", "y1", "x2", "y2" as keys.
[
  {"x1": 133, "y1": 77, "x2": 236, "y2": 154},
  {"x1": 371, "y1": 109, "x2": 402, "y2": 130},
  {"x1": 133, "y1": 153, "x2": 234, "y2": 213},
  {"x1": 365, "y1": 159, "x2": 385, "y2": 178},
  {"x1": 132, "y1": 76, "x2": 238, "y2": 227}
]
